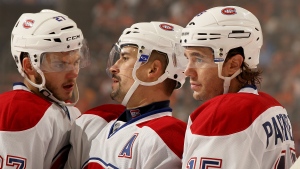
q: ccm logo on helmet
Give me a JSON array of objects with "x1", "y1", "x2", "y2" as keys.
[
  {"x1": 66, "y1": 35, "x2": 80, "y2": 41},
  {"x1": 221, "y1": 7, "x2": 237, "y2": 15},
  {"x1": 159, "y1": 24, "x2": 174, "y2": 31},
  {"x1": 23, "y1": 19, "x2": 35, "y2": 29}
]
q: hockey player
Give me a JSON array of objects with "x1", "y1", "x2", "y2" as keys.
[
  {"x1": 180, "y1": 6, "x2": 296, "y2": 168},
  {"x1": 0, "y1": 9, "x2": 89, "y2": 168},
  {"x1": 64, "y1": 21, "x2": 188, "y2": 169}
]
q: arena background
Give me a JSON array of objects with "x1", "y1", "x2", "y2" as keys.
[{"x1": 0, "y1": 0, "x2": 299, "y2": 155}]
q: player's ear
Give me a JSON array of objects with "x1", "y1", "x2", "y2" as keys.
[
  {"x1": 148, "y1": 60, "x2": 162, "y2": 78},
  {"x1": 222, "y1": 54, "x2": 243, "y2": 77},
  {"x1": 23, "y1": 57, "x2": 35, "y2": 75}
]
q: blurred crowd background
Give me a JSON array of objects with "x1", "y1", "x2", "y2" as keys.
[{"x1": 1, "y1": 0, "x2": 300, "y2": 155}]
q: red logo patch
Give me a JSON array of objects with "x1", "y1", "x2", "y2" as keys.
[
  {"x1": 130, "y1": 109, "x2": 141, "y2": 118},
  {"x1": 221, "y1": 7, "x2": 237, "y2": 15},
  {"x1": 23, "y1": 19, "x2": 35, "y2": 29},
  {"x1": 159, "y1": 24, "x2": 174, "y2": 31}
]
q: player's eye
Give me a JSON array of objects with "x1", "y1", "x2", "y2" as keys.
[
  {"x1": 52, "y1": 61, "x2": 66, "y2": 71},
  {"x1": 121, "y1": 55, "x2": 128, "y2": 61},
  {"x1": 195, "y1": 57, "x2": 204, "y2": 63}
]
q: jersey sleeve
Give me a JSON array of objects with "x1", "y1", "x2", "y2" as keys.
[{"x1": 64, "y1": 104, "x2": 125, "y2": 169}]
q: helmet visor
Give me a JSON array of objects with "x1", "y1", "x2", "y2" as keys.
[
  {"x1": 40, "y1": 41, "x2": 90, "y2": 72},
  {"x1": 172, "y1": 43, "x2": 188, "y2": 70},
  {"x1": 107, "y1": 42, "x2": 188, "y2": 85},
  {"x1": 183, "y1": 46, "x2": 218, "y2": 69},
  {"x1": 106, "y1": 43, "x2": 139, "y2": 77}
]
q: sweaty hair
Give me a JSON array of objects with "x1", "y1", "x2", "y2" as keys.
[
  {"x1": 149, "y1": 50, "x2": 177, "y2": 96},
  {"x1": 225, "y1": 47, "x2": 262, "y2": 88}
]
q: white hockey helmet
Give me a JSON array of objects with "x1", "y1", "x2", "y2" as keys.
[
  {"x1": 107, "y1": 21, "x2": 187, "y2": 105},
  {"x1": 181, "y1": 6, "x2": 263, "y2": 93},
  {"x1": 11, "y1": 9, "x2": 89, "y2": 106}
]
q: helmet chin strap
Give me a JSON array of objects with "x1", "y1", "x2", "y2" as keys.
[
  {"x1": 121, "y1": 81, "x2": 139, "y2": 106},
  {"x1": 217, "y1": 62, "x2": 242, "y2": 94},
  {"x1": 121, "y1": 58, "x2": 169, "y2": 106}
]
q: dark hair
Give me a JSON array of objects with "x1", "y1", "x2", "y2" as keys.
[{"x1": 225, "y1": 47, "x2": 262, "y2": 88}]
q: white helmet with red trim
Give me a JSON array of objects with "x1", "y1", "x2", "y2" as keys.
[
  {"x1": 181, "y1": 6, "x2": 263, "y2": 93},
  {"x1": 11, "y1": 9, "x2": 89, "y2": 106},
  {"x1": 108, "y1": 21, "x2": 187, "y2": 105}
]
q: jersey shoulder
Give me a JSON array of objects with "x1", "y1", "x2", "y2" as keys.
[
  {"x1": 190, "y1": 92, "x2": 283, "y2": 136},
  {"x1": 137, "y1": 116, "x2": 187, "y2": 158},
  {"x1": 0, "y1": 90, "x2": 51, "y2": 131},
  {"x1": 84, "y1": 104, "x2": 125, "y2": 122}
]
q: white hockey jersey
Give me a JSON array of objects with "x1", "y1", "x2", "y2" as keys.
[
  {"x1": 64, "y1": 104, "x2": 125, "y2": 169},
  {"x1": 0, "y1": 82, "x2": 81, "y2": 169},
  {"x1": 182, "y1": 86, "x2": 296, "y2": 169},
  {"x1": 79, "y1": 103, "x2": 186, "y2": 169}
]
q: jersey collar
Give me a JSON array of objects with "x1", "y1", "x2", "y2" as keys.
[
  {"x1": 122, "y1": 100, "x2": 171, "y2": 121},
  {"x1": 13, "y1": 82, "x2": 30, "y2": 92},
  {"x1": 238, "y1": 85, "x2": 258, "y2": 95},
  {"x1": 108, "y1": 101, "x2": 172, "y2": 138}
]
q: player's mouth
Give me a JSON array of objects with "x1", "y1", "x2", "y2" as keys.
[
  {"x1": 112, "y1": 74, "x2": 121, "y2": 84},
  {"x1": 63, "y1": 83, "x2": 74, "y2": 92},
  {"x1": 112, "y1": 78, "x2": 119, "y2": 83},
  {"x1": 190, "y1": 82, "x2": 201, "y2": 91}
]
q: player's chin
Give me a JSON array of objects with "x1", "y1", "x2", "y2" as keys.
[
  {"x1": 193, "y1": 91, "x2": 203, "y2": 101},
  {"x1": 57, "y1": 90, "x2": 73, "y2": 101},
  {"x1": 110, "y1": 91, "x2": 118, "y2": 101},
  {"x1": 111, "y1": 95, "x2": 122, "y2": 103},
  {"x1": 60, "y1": 95, "x2": 72, "y2": 102}
]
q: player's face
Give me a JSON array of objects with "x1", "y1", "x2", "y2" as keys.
[
  {"x1": 36, "y1": 51, "x2": 80, "y2": 101},
  {"x1": 184, "y1": 46, "x2": 223, "y2": 101},
  {"x1": 108, "y1": 46, "x2": 138, "y2": 103}
]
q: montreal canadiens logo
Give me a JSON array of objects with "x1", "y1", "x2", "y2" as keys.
[
  {"x1": 130, "y1": 109, "x2": 141, "y2": 118},
  {"x1": 159, "y1": 24, "x2": 174, "y2": 31},
  {"x1": 221, "y1": 7, "x2": 237, "y2": 15},
  {"x1": 23, "y1": 19, "x2": 35, "y2": 29}
]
